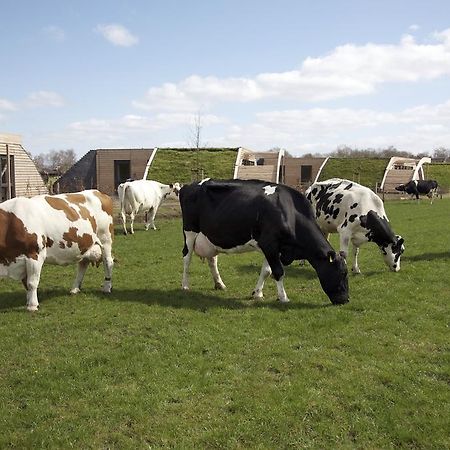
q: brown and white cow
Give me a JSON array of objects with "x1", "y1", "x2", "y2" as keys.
[{"x1": 0, "y1": 190, "x2": 114, "y2": 311}]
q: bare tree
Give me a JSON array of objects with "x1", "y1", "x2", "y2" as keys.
[
  {"x1": 33, "y1": 149, "x2": 77, "y2": 175},
  {"x1": 188, "y1": 111, "x2": 204, "y2": 180}
]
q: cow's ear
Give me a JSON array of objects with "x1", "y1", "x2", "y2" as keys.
[
  {"x1": 169, "y1": 183, "x2": 173, "y2": 188},
  {"x1": 396, "y1": 236, "x2": 404, "y2": 246}
]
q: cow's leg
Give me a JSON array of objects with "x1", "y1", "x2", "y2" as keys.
[
  {"x1": 252, "y1": 258, "x2": 272, "y2": 299},
  {"x1": 339, "y1": 233, "x2": 350, "y2": 261},
  {"x1": 101, "y1": 241, "x2": 114, "y2": 293},
  {"x1": 261, "y1": 250, "x2": 289, "y2": 303},
  {"x1": 70, "y1": 260, "x2": 89, "y2": 294},
  {"x1": 182, "y1": 231, "x2": 198, "y2": 290},
  {"x1": 24, "y1": 257, "x2": 44, "y2": 312},
  {"x1": 120, "y1": 210, "x2": 128, "y2": 235},
  {"x1": 351, "y1": 244, "x2": 361, "y2": 274},
  {"x1": 207, "y1": 256, "x2": 226, "y2": 290},
  {"x1": 129, "y1": 211, "x2": 136, "y2": 234},
  {"x1": 145, "y1": 207, "x2": 157, "y2": 231}
]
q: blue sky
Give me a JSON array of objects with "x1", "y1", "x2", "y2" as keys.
[{"x1": 1, "y1": 0, "x2": 450, "y2": 158}]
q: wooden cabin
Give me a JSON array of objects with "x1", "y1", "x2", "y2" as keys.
[
  {"x1": 56, "y1": 148, "x2": 157, "y2": 195},
  {"x1": 0, "y1": 133, "x2": 47, "y2": 201},
  {"x1": 234, "y1": 148, "x2": 329, "y2": 191},
  {"x1": 233, "y1": 148, "x2": 284, "y2": 183},
  {"x1": 380, "y1": 156, "x2": 432, "y2": 193}
]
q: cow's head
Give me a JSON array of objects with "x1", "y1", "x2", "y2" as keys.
[
  {"x1": 395, "y1": 184, "x2": 406, "y2": 192},
  {"x1": 170, "y1": 182, "x2": 182, "y2": 197},
  {"x1": 380, "y1": 235, "x2": 405, "y2": 272},
  {"x1": 313, "y1": 250, "x2": 349, "y2": 305}
]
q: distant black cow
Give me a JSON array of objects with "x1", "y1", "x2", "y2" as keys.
[
  {"x1": 395, "y1": 180, "x2": 439, "y2": 204},
  {"x1": 179, "y1": 179, "x2": 349, "y2": 305}
]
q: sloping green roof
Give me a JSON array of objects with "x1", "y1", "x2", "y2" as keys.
[
  {"x1": 319, "y1": 158, "x2": 389, "y2": 189},
  {"x1": 147, "y1": 148, "x2": 238, "y2": 184}
]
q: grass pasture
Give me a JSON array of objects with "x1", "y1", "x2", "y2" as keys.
[{"x1": 0, "y1": 199, "x2": 449, "y2": 448}]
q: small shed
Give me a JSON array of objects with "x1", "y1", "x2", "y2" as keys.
[
  {"x1": 234, "y1": 148, "x2": 284, "y2": 183},
  {"x1": 283, "y1": 156, "x2": 329, "y2": 190},
  {"x1": 56, "y1": 148, "x2": 157, "y2": 195},
  {"x1": 380, "y1": 156, "x2": 432, "y2": 193},
  {"x1": 234, "y1": 148, "x2": 329, "y2": 191},
  {"x1": 0, "y1": 133, "x2": 48, "y2": 201}
]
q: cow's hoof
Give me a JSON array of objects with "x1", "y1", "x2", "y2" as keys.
[
  {"x1": 352, "y1": 269, "x2": 361, "y2": 275},
  {"x1": 27, "y1": 305, "x2": 39, "y2": 312},
  {"x1": 252, "y1": 290, "x2": 263, "y2": 299},
  {"x1": 278, "y1": 297, "x2": 290, "y2": 303},
  {"x1": 214, "y1": 282, "x2": 226, "y2": 290},
  {"x1": 70, "y1": 288, "x2": 81, "y2": 294},
  {"x1": 182, "y1": 286, "x2": 189, "y2": 291}
]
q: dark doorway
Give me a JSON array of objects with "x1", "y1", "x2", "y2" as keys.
[
  {"x1": 0, "y1": 155, "x2": 15, "y2": 201},
  {"x1": 300, "y1": 165, "x2": 312, "y2": 183},
  {"x1": 114, "y1": 160, "x2": 130, "y2": 191}
]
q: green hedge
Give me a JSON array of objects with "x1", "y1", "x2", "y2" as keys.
[
  {"x1": 319, "y1": 158, "x2": 389, "y2": 189},
  {"x1": 147, "y1": 148, "x2": 238, "y2": 184},
  {"x1": 426, "y1": 164, "x2": 450, "y2": 190}
]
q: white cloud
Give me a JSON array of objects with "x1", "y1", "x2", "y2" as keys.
[
  {"x1": 43, "y1": 25, "x2": 66, "y2": 42},
  {"x1": 95, "y1": 24, "x2": 139, "y2": 47},
  {"x1": 134, "y1": 29, "x2": 450, "y2": 111},
  {"x1": 0, "y1": 98, "x2": 17, "y2": 111},
  {"x1": 408, "y1": 24, "x2": 420, "y2": 32},
  {"x1": 25, "y1": 91, "x2": 65, "y2": 108},
  {"x1": 214, "y1": 100, "x2": 450, "y2": 154},
  {"x1": 68, "y1": 113, "x2": 226, "y2": 136}
]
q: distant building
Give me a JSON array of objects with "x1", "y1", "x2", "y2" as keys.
[
  {"x1": 0, "y1": 133, "x2": 48, "y2": 201},
  {"x1": 234, "y1": 148, "x2": 328, "y2": 191},
  {"x1": 55, "y1": 148, "x2": 156, "y2": 195}
]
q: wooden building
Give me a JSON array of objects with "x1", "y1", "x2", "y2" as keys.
[
  {"x1": 0, "y1": 133, "x2": 47, "y2": 201},
  {"x1": 233, "y1": 148, "x2": 329, "y2": 191},
  {"x1": 56, "y1": 148, "x2": 157, "y2": 195},
  {"x1": 380, "y1": 156, "x2": 432, "y2": 193},
  {"x1": 233, "y1": 148, "x2": 284, "y2": 183}
]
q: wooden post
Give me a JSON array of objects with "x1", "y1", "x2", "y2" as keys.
[{"x1": 6, "y1": 144, "x2": 12, "y2": 200}]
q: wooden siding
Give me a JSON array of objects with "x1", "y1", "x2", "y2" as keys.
[
  {"x1": 237, "y1": 165, "x2": 277, "y2": 181},
  {"x1": 235, "y1": 150, "x2": 280, "y2": 182},
  {"x1": 0, "y1": 138, "x2": 47, "y2": 200},
  {"x1": 284, "y1": 157, "x2": 327, "y2": 190},
  {"x1": 96, "y1": 149, "x2": 154, "y2": 195}
]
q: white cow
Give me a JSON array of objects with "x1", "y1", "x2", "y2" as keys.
[
  {"x1": 306, "y1": 178, "x2": 405, "y2": 273},
  {"x1": 118, "y1": 180, "x2": 181, "y2": 234},
  {"x1": 0, "y1": 190, "x2": 114, "y2": 311}
]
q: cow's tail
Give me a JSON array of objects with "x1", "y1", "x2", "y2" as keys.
[{"x1": 123, "y1": 184, "x2": 138, "y2": 214}]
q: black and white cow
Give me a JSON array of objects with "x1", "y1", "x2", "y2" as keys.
[
  {"x1": 306, "y1": 178, "x2": 405, "y2": 274},
  {"x1": 180, "y1": 179, "x2": 349, "y2": 305},
  {"x1": 395, "y1": 179, "x2": 439, "y2": 204}
]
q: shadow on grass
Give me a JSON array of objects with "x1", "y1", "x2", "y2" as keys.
[
  {"x1": 402, "y1": 251, "x2": 450, "y2": 262},
  {"x1": 0, "y1": 286, "x2": 332, "y2": 312},
  {"x1": 235, "y1": 263, "x2": 319, "y2": 280},
  {"x1": 106, "y1": 288, "x2": 330, "y2": 311},
  {"x1": 0, "y1": 287, "x2": 69, "y2": 311}
]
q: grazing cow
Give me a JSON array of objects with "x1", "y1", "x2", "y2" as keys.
[
  {"x1": 395, "y1": 179, "x2": 439, "y2": 204},
  {"x1": 180, "y1": 179, "x2": 349, "y2": 305},
  {"x1": 0, "y1": 190, "x2": 114, "y2": 311},
  {"x1": 306, "y1": 178, "x2": 404, "y2": 274},
  {"x1": 118, "y1": 180, "x2": 181, "y2": 234}
]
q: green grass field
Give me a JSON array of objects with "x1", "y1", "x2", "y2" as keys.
[{"x1": 0, "y1": 199, "x2": 449, "y2": 448}]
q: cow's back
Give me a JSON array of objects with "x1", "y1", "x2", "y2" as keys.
[
  {"x1": 1, "y1": 190, "x2": 113, "y2": 265},
  {"x1": 307, "y1": 179, "x2": 386, "y2": 232}
]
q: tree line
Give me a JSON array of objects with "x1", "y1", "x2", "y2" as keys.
[{"x1": 298, "y1": 146, "x2": 450, "y2": 161}]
